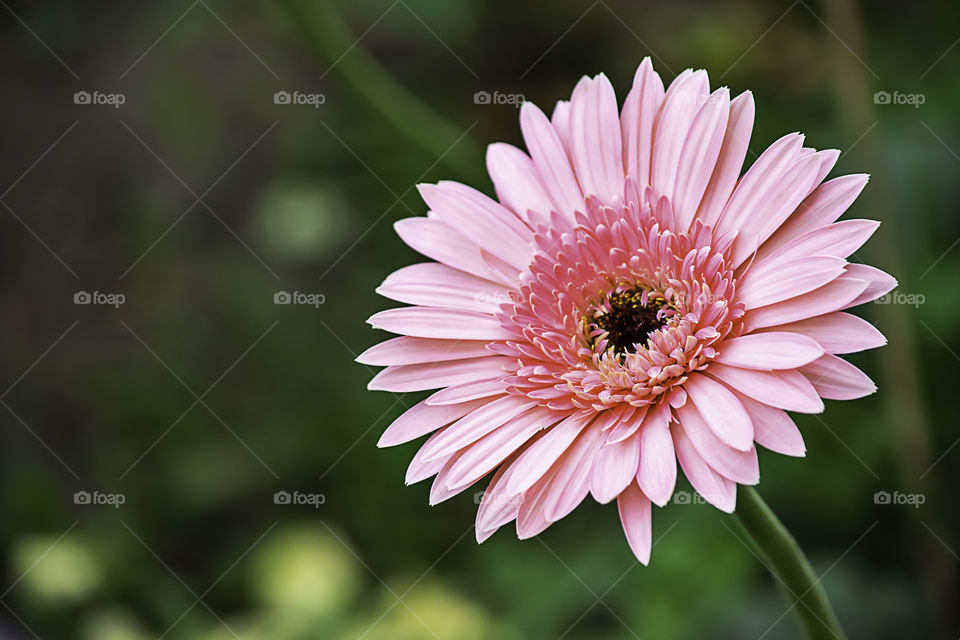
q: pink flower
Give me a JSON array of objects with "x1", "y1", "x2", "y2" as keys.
[{"x1": 360, "y1": 59, "x2": 894, "y2": 564}]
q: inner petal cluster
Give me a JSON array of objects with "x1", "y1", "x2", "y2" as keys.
[{"x1": 495, "y1": 191, "x2": 747, "y2": 412}]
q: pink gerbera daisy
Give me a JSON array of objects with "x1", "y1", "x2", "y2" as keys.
[{"x1": 360, "y1": 58, "x2": 895, "y2": 564}]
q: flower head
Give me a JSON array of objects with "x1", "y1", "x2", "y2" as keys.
[{"x1": 361, "y1": 59, "x2": 894, "y2": 564}]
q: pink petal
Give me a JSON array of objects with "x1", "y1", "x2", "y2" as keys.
[
  {"x1": 840, "y1": 264, "x2": 898, "y2": 308},
  {"x1": 675, "y1": 402, "x2": 760, "y2": 484},
  {"x1": 617, "y1": 482, "x2": 653, "y2": 564},
  {"x1": 406, "y1": 430, "x2": 455, "y2": 484},
  {"x1": 801, "y1": 354, "x2": 876, "y2": 400},
  {"x1": 419, "y1": 182, "x2": 532, "y2": 271},
  {"x1": 620, "y1": 57, "x2": 665, "y2": 189},
  {"x1": 367, "y1": 356, "x2": 507, "y2": 392},
  {"x1": 543, "y1": 426, "x2": 604, "y2": 521},
  {"x1": 672, "y1": 87, "x2": 730, "y2": 230},
  {"x1": 418, "y1": 395, "x2": 538, "y2": 462},
  {"x1": 707, "y1": 364, "x2": 824, "y2": 414},
  {"x1": 759, "y1": 174, "x2": 870, "y2": 258},
  {"x1": 425, "y1": 378, "x2": 505, "y2": 405},
  {"x1": 516, "y1": 463, "x2": 562, "y2": 539},
  {"x1": 715, "y1": 332, "x2": 824, "y2": 370},
  {"x1": 394, "y1": 217, "x2": 512, "y2": 285},
  {"x1": 376, "y1": 262, "x2": 513, "y2": 313},
  {"x1": 673, "y1": 428, "x2": 737, "y2": 513},
  {"x1": 606, "y1": 405, "x2": 647, "y2": 443},
  {"x1": 357, "y1": 336, "x2": 492, "y2": 366},
  {"x1": 486, "y1": 142, "x2": 555, "y2": 222},
  {"x1": 368, "y1": 306, "x2": 510, "y2": 340},
  {"x1": 743, "y1": 277, "x2": 869, "y2": 331},
  {"x1": 696, "y1": 91, "x2": 755, "y2": 227},
  {"x1": 505, "y1": 411, "x2": 593, "y2": 496},
  {"x1": 430, "y1": 452, "x2": 467, "y2": 504},
  {"x1": 476, "y1": 456, "x2": 524, "y2": 543},
  {"x1": 737, "y1": 256, "x2": 847, "y2": 309},
  {"x1": 519, "y1": 102, "x2": 584, "y2": 216},
  {"x1": 651, "y1": 69, "x2": 710, "y2": 199},
  {"x1": 590, "y1": 432, "x2": 641, "y2": 504},
  {"x1": 735, "y1": 392, "x2": 806, "y2": 457},
  {"x1": 727, "y1": 152, "x2": 825, "y2": 267},
  {"x1": 752, "y1": 219, "x2": 880, "y2": 268},
  {"x1": 636, "y1": 406, "x2": 677, "y2": 506},
  {"x1": 715, "y1": 132, "x2": 804, "y2": 232},
  {"x1": 764, "y1": 312, "x2": 886, "y2": 354},
  {"x1": 569, "y1": 74, "x2": 624, "y2": 205},
  {"x1": 683, "y1": 373, "x2": 754, "y2": 451},
  {"x1": 444, "y1": 406, "x2": 559, "y2": 492},
  {"x1": 379, "y1": 398, "x2": 489, "y2": 448}
]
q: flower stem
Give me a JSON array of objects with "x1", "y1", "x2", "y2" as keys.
[{"x1": 734, "y1": 486, "x2": 847, "y2": 640}]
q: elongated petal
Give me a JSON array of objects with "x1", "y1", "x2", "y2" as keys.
[
  {"x1": 673, "y1": 428, "x2": 737, "y2": 512},
  {"x1": 520, "y1": 102, "x2": 584, "y2": 216},
  {"x1": 636, "y1": 407, "x2": 676, "y2": 506},
  {"x1": 651, "y1": 69, "x2": 709, "y2": 199},
  {"x1": 737, "y1": 256, "x2": 847, "y2": 309},
  {"x1": 621, "y1": 57, "x2": 665, "y2": 189},
  {"x1": 445, "y1": 406, "x2": 559, "y2": 492},
  {"x1": 394, "y1": 217, "x2": 511, "y2": 285},
  {"x1": 357, "y1": 336, "x2": 491, "y2": 366},
  {"x1": 801, "y1": 354, "x2": 876, "y2": 400},
  {"x1": 377, "y1": 262, "x2": 513, "y2": 313},
  {"x1": 759, "y1": 174, "x2": 869, "y2": 257},
  {"x1": 426, "y1": 378, "x2": 505, "y2": 405},
  {"x1": 367, "y1": 356, "x2": 507, "y2": 392},
  {"x1": 543, "y1": 425, "x2": 604, "y2": 521},
  {"x1": 618, "y1": 482, "x2": 653, "y2": 564},
  {"x1": 379, "y1": 398, "x2": 489, "y2": 448},
  {"x1": 683, "y1": 373, "x2": 754, "y2": 451},
  {"x1": 369, "y1": 307, "x2": 509, "y2": 340},
  {"x1": 590, "y1": 432, "x2": 641, "y2": 504},
  {"x1": 672, "y1": 87, "x2": 730, "y2": 229},
  {"x1": 486, "y1": 142, "x2": 555, "y2": 222},
  {"x1": 765, "y1": 312, "x2": 886, "y2": 355},
  {"x1": 569, "y1": 74, "x2": 624, "y2": 205},
  {"x1": 743, "y1": 277, "x2": 869, "y2": 331},
  {"x1": 707, "y1": 364, "x2": 824, "y2": 414},
  {"x1": 735, "y1": 392, "x2": 806, "y2": 457},
  {"x1": 716, "y1": 332, "x2": 824, "y2": 370},
  {"x1": 696, "y1": 91, "x2": 755, "y2": 227},
  {"x1": 419, "y1": 395, "x2": 538, "y2": 461},
  {"x1": 841, "y1": 264, "x2": 897, "y2": 308},
  {"x1": 505, "y1": 411, "x2": 593, "y2": 496},
  {"x1": 419, "y1": 183, "x2": 532, "y2": 271},
  {"x1": 675, "y1": 402, "x2": 760, "y2": 484}
]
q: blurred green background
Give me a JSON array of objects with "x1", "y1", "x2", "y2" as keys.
[{"x1": 1, "y1": 0, "x2": 957, "y2": 638}]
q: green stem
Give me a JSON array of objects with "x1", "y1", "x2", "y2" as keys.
[
  {"x1": 281, "y1": 0, "x2": 483, "y2": 180},
  {"x1": 734, "y1": 486, "x2": 847, "y2": 640}
]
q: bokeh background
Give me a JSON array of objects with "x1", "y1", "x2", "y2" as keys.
[{"x1": 1, "y1": 0, "x2": 958, "y2": 638}]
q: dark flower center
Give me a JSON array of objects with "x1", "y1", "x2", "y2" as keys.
[{"x1": 591, "y1": 288, "x2": 668, "y2": 354}]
